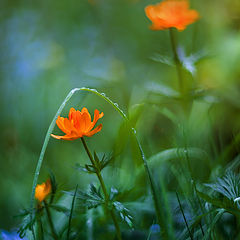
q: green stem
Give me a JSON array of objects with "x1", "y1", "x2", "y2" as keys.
[
  {"x1": 67, "y1": 185, "x2": 78, "y2": 240},
  {"x1": 169, "y1": 28, "x2": 183, "y2": 94},
  {"x1": 81, "y1": 137, "x2": 122, "y2": 240},
  {"x1": 44, "y1": 201, "x2": 58, "y2": 240},
  {"x1": 37, "y1": 216, "x2": 44, "y2": 240},
  {"x1": 176, "y1": 192, "x2": 193, "y2": 240},
  {"x1": 135, "y1": 136, "x2": 163, "y2": 236}
]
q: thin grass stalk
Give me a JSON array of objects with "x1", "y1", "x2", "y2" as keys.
[
  {"x1": 134, "y1": 134, "x2": 167, "y2": 239},
  {"x1": 67, "y1": 184, "x2": 78, "y2": 240},
  {"x1": 176, "y1": 192, "x2": 193, "y2": 240},
  {"x1": 81, "y1": 137, "x2": 122, "y2": 240},
  {"x1": 43, "y1": 201, "x2": 58, "y2": 240}
]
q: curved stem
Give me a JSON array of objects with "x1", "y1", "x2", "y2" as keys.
[
  {"x1": 43, "y1": 201, "x2": 58, "y2": 240},
  {"x1": 81, "y1": 137, "x2": 122, "y2": 240}
]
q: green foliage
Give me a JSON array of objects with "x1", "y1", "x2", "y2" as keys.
[
  {"x1": 205, "y1": 171, "x2": 240, "y2": 201},
  {"x1": 71, "y1": 184, "x2": 104, "y2": 210},
  {"x1": 17, "y1": 209, "x2": 36, "y2": 239},
  {"x1": 113, "y1": 201, "x2": 133, "y2": 228}
]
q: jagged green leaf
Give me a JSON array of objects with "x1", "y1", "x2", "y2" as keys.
[
  {"x1": 205, "y1": 171, "x2": 240, "y2": 200},
  {"x1": 150, "y1": 53, "x2": 174, "y2": 66},
  {"x1": 49, "y1": 204, "x2": 70, "y2": 215},
  {"x1": 113, "y1": 201, "x2": 133, "y2": 228}
]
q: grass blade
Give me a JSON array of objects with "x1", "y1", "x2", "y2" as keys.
[{"x1": 67, "y1": 184, "x2": 78, "y2": 240}]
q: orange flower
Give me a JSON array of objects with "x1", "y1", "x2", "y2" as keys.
[
  {"x1": 145, "y1": 0, "x2": 199, "y2": 31},
  {"x1": 51, "y1": 107, "x2": 104, "y2": 140},
  {"x1": 35, "y1": 179, "x2": 52, "y2": 202}
]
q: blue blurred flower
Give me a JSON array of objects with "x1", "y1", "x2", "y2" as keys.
[
  {"x1": 0, "y1": 230, "x2": 27, "y2": 240},
  {"x1": 150, "y1": 224, "x2": 161, "y2": 233}
]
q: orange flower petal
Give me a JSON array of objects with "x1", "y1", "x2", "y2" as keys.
[
  {"x1": 56, "y1": 116, "x2": 69, "y2": 134},
  {"x1": 85, "y1": 124, "x2": 103, "y2": 137},
  {"x1": 81, "y1": 107, "x2": 92, "y2": 121},
  {"x1": 81, "y1": 112, "x2": 92, "y2": 133},
  {"x1": 92, "y1": 109, "x2": 104, "y2": 125},
  {"x1": 68, "y1": 107, "x2": 76, "y2": 121},
  {"x1": 64, "y1": 118, "x2": 78, "y2": 134},
  {"x1": 51, "y1": 133, "x2": 80, "y2": 140}
]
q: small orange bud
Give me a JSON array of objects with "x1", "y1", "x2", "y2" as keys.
[{"x1": 35, "y1": 179, "x2": 52, "y2": 202}]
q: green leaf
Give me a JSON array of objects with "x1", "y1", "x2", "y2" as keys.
[
  {"x1": 65, "y1": 184, "x2": 104, "y2": 210},
  {"x1": 17, "y1": 210, "x2": 36, "y2": 238},
  {"x1": 202, "y1": 209, "x2": 225, "y2": 240},
  {"x1": 150, "y1": 53, "x2": 174, "y2": 66},
  {"x1": 85, "y1": 164, "x2": 97, "y2": 174},
  {"x1": 113, "y1": 201, "x2": 133, "y2": 228},
  {"x1": 49, "y1": 170, "x2": 57, "y2": 194},
  {"x1": 128, "y1": 103, "x2": 144, "y2": 128},
  {"x1": 205, "y1": 171, "x2": 240, "y2": 200},
  {"x1": 145, "y1": 82, "x2": 180, "y2": 99},
  {"x1": 75, "y1": 163, "x2": 89, "y2": 173},
  {"x1": 48, "y1": 170, "x2": 57, "y2": 204},
  {"x1": 177, "y1": 47, "x2": 210, "y2": 76},
  {"x1": 196, "y1": 189, "x2": 240, "y2": 216},
  {"x1": 109, "y1": 187, "x2": 119, "y2": 201},
  {"x1": 94, "y1": 151, "x2": 113, "y2": 171},
  {"x1": 49, "y1": 204, "x2": 70, "y2": 215}
]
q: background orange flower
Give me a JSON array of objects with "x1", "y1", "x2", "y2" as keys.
[
  {"x1": 51, "y1": 107, "x2": 104, "y2": 140},
  {"x1": 145, "y1": 0, "x2": 199, "y2": 31}
]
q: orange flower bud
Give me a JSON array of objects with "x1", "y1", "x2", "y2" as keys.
[{"x1": 35, "y1": 179, "x2": 52, "y2": 202}]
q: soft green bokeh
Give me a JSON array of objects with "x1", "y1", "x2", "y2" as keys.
[{"x1": 1, "y1": 0, "x2": 240, "y2": 238}]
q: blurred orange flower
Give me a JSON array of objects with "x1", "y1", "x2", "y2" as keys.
[
  {"x1": 145, "y1": 0, "x2": 199, "y2": 31},
  {"x1": 35, "y1": 179, "x2": 51, "y2": 202},
  {"x1": 51, "y1": 107, "x2": 104, "y2": 140}
]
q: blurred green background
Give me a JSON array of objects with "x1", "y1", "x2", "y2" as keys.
[{"x1": 1, "y1": 0, "x2": 240, "y2": 237}]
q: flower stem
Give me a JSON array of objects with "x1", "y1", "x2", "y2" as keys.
[
  {"x1": 36, "y1": 216, "x2": 44, "y2": 240},
  {"x1": 67, "y1": 184, "x2": 78, "y2": 240},
  {"x1": 81, "y1": 137, "x2": 122, "y2": 240},
  {"x1": 169, "y1": 28, "x2": 183, "y2": 94},
  {"x1": 43, "y1": 201, "x2": 58, "y2": 240}
]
